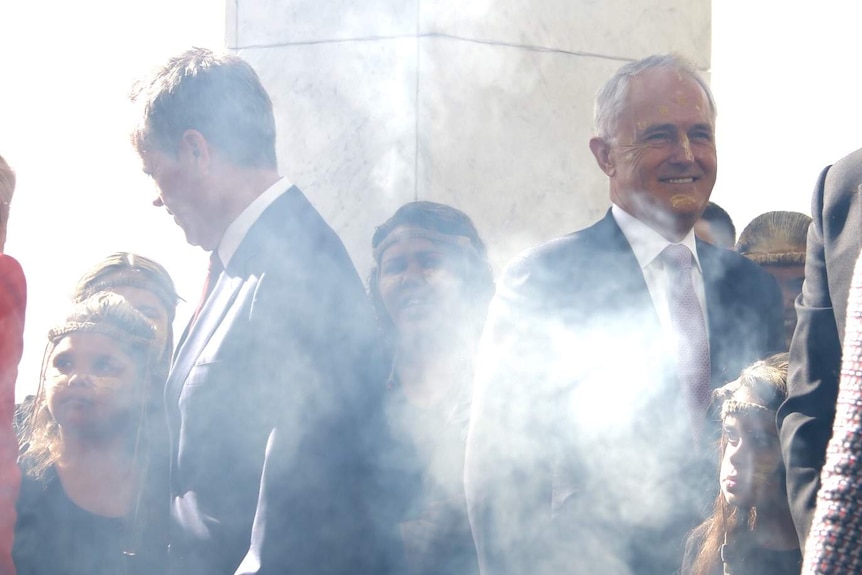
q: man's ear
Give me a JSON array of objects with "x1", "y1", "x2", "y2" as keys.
[
  {"x1": 589, "y1": 137, "x2": 615, "y2": 177},
  {"x1": 179, "y1": 129, "x2": 211, "y2": 174}
]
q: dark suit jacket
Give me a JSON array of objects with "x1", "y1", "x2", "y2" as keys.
[
  {"x1": 778, "y1": 147, "x2": 862, "y2": 545},
  {"x1": 464, "y1": 211, "x2": 784, "y2": 575},
  {"x1": 800, "y1": 250, "x2": 862, "y2": 575},
  {"x1": 166, "y1": 186, "x2": 399, "y2": 575}
]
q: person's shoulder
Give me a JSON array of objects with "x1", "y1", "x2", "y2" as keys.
[
  {"x1": 700, "y1": 242, "x2": 782, "y2": 304},
  {"x1": 700, "y1": 240, "x2": 770, "y2": 278},
  {"x1": 15, "y1": 463, "x2": 55, "y2": 511},
  {"x1": 832, "y1": 146, "x2": 862, "y2": 172},
  {"x1": 0, "y1": 254, "x2": 26, "y2": 299},
  {"x1": 822, "y1": 146, "x2": 862, "y2": 191},
  {"x1": 505, "y1": 217, "x2": 612, "y2": 277}
]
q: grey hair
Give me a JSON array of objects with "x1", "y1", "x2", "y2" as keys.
[
  {"x1": 130, "y1": 47, "x2": 277, "y2": 169},
  {"x1": 594, "y1": 53, "x2": 716, "y2": 141}
]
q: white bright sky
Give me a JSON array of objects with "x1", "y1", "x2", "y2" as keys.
[{"x1": 2, "y1": 2, "x2": 861, "y2": 399}]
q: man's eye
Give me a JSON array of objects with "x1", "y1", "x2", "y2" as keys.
[
  {"x1": 690, "y1": 130, "x2": 713, "y2": 142},
  {"x1": 645, "y1": 132, "x2": 669, "y2": 142}
]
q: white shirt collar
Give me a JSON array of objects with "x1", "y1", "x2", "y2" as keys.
[
  {"x1": 216, "y1": 176, "x2": 291, "y2": 267},
  {"x1": 611, "y1": 203, "x2": 702, "y2": 272}
]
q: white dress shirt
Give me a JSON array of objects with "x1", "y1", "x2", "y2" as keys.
[
  {"x1": 216, "y1": 176, "x2": 291, "y2": 268},
  {"x1": 611, "y1": 204, "x2": 710, "y2": 347}
]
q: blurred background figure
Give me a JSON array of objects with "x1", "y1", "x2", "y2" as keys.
[
  {"x1": 737, "y1": 211, "x2": 812, "y2": 350},
  {"x1": 683, "y1": 354, "x2": 800, "y2": 575},
  {"x1": 14, "y1": 293, "x2": 161, "y2": 575},
  {"x1": 72, "y1": 252, "x2": 178, "y2": 394},
  {"x1": 0, "y1": 154, "x2": 25, "y2": 575},
  {"x1": 70, "y1": 252, "x2": 179, "y2": 572},
  {"x1": 369, "y1": 201, "x2": 494, "y2": 575},
  {"x1": 694, "y1": 201, "x2": 737, "y2": 249},
  {"x1": 802, "y1": 253, "x2": 862, "y2": 574}
]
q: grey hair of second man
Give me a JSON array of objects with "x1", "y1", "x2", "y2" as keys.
[
  {"x1": 129, "y1": 47, "x2": 278, "y2": 170},
  {"x1": 593, "y1": 53, "x2": 717, "y2": 142}
]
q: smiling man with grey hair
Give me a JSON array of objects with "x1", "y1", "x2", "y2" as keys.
[{"x1": 464, "y1": 53, "x2": 784, "y2": 575}]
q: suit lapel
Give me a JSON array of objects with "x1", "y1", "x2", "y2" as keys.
[
  {"x1": 594, "y1": 211, "x2": 660, "y2": 320},
  {"x1": 166, "y1": 269, "x2": 244, "y2": 407},
  {"x1": 164, "y1": 187, "x2": 301, "y2": 409}
]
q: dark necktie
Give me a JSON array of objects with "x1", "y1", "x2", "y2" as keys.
[
  {"x1": 191, "y1": 251, "x2": 223, "y2": 327},
  {"x1": 661, "y1": 244, "x2": 711, "y2": 426}
]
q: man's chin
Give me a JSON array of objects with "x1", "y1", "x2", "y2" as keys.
[
  {"x1": 181, "y1": 227, "x2": 216, "y2": 251},
  {"x1": 669, "y1": 193, "x2": 706, "y2": 212}
]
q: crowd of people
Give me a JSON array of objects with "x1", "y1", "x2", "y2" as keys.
[{"x1": 0, "y1": 47, "x2": 860, "y2": 575}]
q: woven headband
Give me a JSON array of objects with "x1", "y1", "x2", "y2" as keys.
[
  {"x1": 76, "y1": 273, "x2": 179, "y2": 312},
  {"x1": 48, "y1": 320, "x2": 155, "y2": 349},
  {"x1": 739, "y1": 251, "x2": 806, "y2": 266},
  {"x1": 721, "y1": 399, "x2": 773, "y2": 420}
]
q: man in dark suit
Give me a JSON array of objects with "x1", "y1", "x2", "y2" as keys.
[
  {"x1": 464, "y1": 54, "x2": 785, "y2": 575},
  {"x1": 131, "y1": 48, "x2": 399, "y2": 575},
  {"x1": 778, "y1": 147, "x2": 862, "y2": 546}
]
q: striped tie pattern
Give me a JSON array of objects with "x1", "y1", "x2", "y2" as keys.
[{"x1": 662, "y1": 244, "x2": 711, "y2": 426}]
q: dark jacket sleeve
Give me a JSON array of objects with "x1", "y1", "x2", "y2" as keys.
[
  {"x1": 778, "y1": 165, "x2": 843, "y2": 545},
  {"x1": 801, "y1": 251, "x2": 862, "y2": 575}
]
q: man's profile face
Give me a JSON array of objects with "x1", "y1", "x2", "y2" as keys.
[
  {"x1": 141, "y1": 141, "x2": 217, "y2": 250},
  {"x1": 603, "y1": 67, "x2": 717, "y2": 239}
]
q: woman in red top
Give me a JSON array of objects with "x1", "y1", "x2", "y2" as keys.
[{"x1": 0, "y1": 154, "x2": 26, "y2": 575}]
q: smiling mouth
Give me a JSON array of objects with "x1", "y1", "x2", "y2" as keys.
[{"x1": 661, "y1": 177, "x2": 697, "y2": 184}]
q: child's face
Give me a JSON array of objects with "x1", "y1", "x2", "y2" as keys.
[
  {"x1": 46, "y1": 332, "x2": 142, "y2": 437},
  {"x1": 719, "y1": 393, "x2": 783, "y2": 509}
]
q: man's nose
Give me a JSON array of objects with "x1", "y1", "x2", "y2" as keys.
[
  {"x1": 670, "y1": 135, "x2": 694, "y2": 163},
  {"x1": 153, "y1": 196, "x2": 164, "y2": 208}
]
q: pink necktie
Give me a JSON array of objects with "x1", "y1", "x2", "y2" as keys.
[{"x1": 662, "y1": 244, "x2": 711, "y2": 424}]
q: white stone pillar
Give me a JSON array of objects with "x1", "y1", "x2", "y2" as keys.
[{"x1": 228, "y1": 0, "x2": 710, "y2": 276}]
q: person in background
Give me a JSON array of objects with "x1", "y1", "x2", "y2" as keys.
[
  {"x1": 778, "y1": 148, "x2": 862, "y2": 546},
  {"x1": 71, "y1": 252, "x2": 179, "y2": 573},
  {"x1": 72, "y1": 252, "x2": 178, "y2": 392},
  {"x1": 0, "y1": 154, "x2": 26, "y2": 575},
  {"x1": 694, "y1": 201, "x2": 736, "y2": 249},
  {"x1": 736, "y1": 211, "x2": 812, "y2": 350},
  {"x1": 14, "y1": 293, "x2": 161, "y2": 575},
  {"x1": 682, "y1": 354, "x2": 800, "y2": 575},
  {"x1": 369, "y1": 201, "x2": 494, "y2": 575}
]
